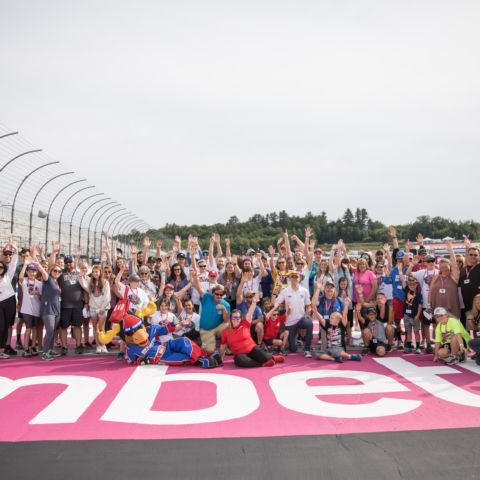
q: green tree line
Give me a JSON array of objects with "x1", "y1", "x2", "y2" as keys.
[{"x1": 121, "y1": 209, "x2": 480, "y2": 252}]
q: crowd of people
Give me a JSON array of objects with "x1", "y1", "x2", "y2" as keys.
[{"x1": 0, "y1": 227, "x2": 479, "y2": 367}]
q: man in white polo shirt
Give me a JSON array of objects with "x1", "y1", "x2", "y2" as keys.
[{"x1": 269, "y1": 270, "x2": 313, "y2": 357}]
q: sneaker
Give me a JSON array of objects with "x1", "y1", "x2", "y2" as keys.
[
  {"x1": 75, "y1": 345, "x2": 84, "y2": 355},
  {"x1": 31, "y1": 347, "x2": 39, "y2": 356},
  {"x1": 415, "y1": 346, "x2": 422, "y2": 354},
  {"x1": 304, "y1": 350, "x2": 312, "y2": 358},
  {"x1": 334, "y1": 357, "x2": 344, "y2": 363},
  {"x1": 280, "y1": 347, "x2": 288, "y2": 356},
  {"x1": 48, "y1": 350, "x2": 61, "y2": 358},
  {"x1": 386, "y1": 344, "x2": 392, "y2": 352},
  {"x1": 0, "y1": 352, "x2": 11, "y2": 359},
  {"x1": 16, "y1": 340, "x2": 23, "y2": 350},
  {"x1": 96, "y1": 346, "x2": 102, "y2": 354},
  {"x1": 41, "y1": 352, "x2": 54, "y2": 361},
  {"x1": 262, "y1": 358, "x2": 275, "y2": 367},
  {"x1": 361, "y1": 347, "x2": 370, "y2": 355},
  {"x1": 272, "y1": 355, "x2": 285, "y2": 364},
  {"x1": 84, "y1": 342, "x2": 93, "y2": 349},
  {"x1": 404, "y1": 346, "x2": 411, "y2": 353},
  {"x1": 61, "y1": 347, "x2": 68, "y2": 356},
  {"x1": 475, "y1": 354, "x2": 480, "y2": 366},
  {"x1": 458, "y1": 351, "x2": 466, "y2": 363},
  {"x1": 4, "y1": 345, "x2": 17, "y2": 356},
  {"x1": 397, "y1": 340, "x2": 404, "y2": 350},
  {"x1": 116, "y1": 352, "x2": 124, "y2": 361},
  {"x1": 102, "y1": 345, "x2": 108, "y2": 353},
  {"x1": 349, "y1": 354, "x2": 362, "y2": 361},
  {"x1": 445, "y1": 355, "x2": 459, "y2": 365},
  {"x1": 426, "y1": 343, "x2": 433, "y2": 354},
  {"x1": 22, "y1": 350, "x2": 32, "y2": 357}
]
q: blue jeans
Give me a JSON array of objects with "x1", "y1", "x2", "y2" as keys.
[{"x1": 286, "y1": 317, "x2": 313, "y2": 352}]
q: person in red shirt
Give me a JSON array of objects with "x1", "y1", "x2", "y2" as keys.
[
  {"x1": 263, "y1": 308, "x2": 289, "y2": 355},
  {"x1": 220, "y1": 293, "x2": 284, "y2": 368}
]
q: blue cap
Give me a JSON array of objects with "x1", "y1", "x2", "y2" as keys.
[
  {"x1": 396, "y1": 250, "x2": 405, "y2": 260},
  {"x1": 92, "y1": 258, "x2": 101, "y2": 265}
]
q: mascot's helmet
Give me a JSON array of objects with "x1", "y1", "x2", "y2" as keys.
[{"x1": 123, "y1": 314, "x2": 144, "y2": 335}]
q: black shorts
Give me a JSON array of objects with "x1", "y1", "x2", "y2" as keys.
[
  {"x1": 369, "y1": 339, "x2": 386, "y2": 354},
  {"x1": 264, "y1": 333, "x2": 282, "y2": 346},
  {"x1": 22, "y1": 314, "x2": 39, "y2": 328},
  {"x1": 421, "y1": 311, "x2": 434, "y2": 326},
  {"x1": 60, "y1": 308, "x2": 83, "y2": 328}
]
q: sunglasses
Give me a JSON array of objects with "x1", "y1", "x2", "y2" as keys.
[
  {"x1": 52, "y1": 269, "x2": 62, "y2": 273},
  {"x1": 277, "y1": 261, "x2": 286, "y2": 264},
  {"x1": 3, "y1": 253, "x2": 12, "y2": 257},
  {"x1": 199, "y1": 265, "x2": 207, "y2": 268},
  {"x1": 214, "y1": 292, "x2": 223, "y2": 297},
  {"x1": 173, "y1": 268, "x2": 181, "y2": 271},
  {"x1": 104, "y1": 270, "x2": 112, "y2": 273},
  {"x1": 231, "y1": 316, "x2": 241, "y2": 320}
]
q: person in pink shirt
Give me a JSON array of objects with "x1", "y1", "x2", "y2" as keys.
[{"x1": 352, "y1": 258, "x2": 378, "y2": 305}]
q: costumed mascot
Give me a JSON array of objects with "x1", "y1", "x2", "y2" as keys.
[{"x1": 99, "y1": 301, "x2": 221, "y2": 368}]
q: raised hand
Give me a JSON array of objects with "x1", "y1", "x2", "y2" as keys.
[
  {"x1": 446, "y1": 239, "x2": 453, "y2": 251},
  {"x1": 214, "y1": 233, "x2": 221, "y2": 243},
  {"x1": 388, "y1": 226, "x2": 397, "y2": 238},
  {"x1": 305, "y1": 226, "x2": 313, "y2": 238},
  {"x1": 52, "y1": 241, "x2": 60, "y2": 253},
  {"x1": 175, "y1": 235, "x2": 181, "y2": 244},
  {"x1": 383, "y1": 243, "x2": 390, "y2": 252},
  {"x1": 131, "y1": 245, "x2": 138, "y2": 256},
  {"x1": 268, "y1": 245, "x2": 275, "y2": 257},
  {"x1": 225, "y1": 238, "x2": 230, "y2": 246},
  {"x1": 156, "y1": 239, "x2": 162, "y2": 250},
  {"x1": 76, "y1": 246, "x2": 82, "y2": 257},
  {"x1": 143, "y1": 236, "x2": 151, "y2": 248},
  {"x1": 172, "y1": 242, "x2": 179, "y2": 253}
]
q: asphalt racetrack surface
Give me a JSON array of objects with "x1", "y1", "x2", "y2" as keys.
[{"x1": 2, "y1": 428, "x2": 479, "y2": 480}]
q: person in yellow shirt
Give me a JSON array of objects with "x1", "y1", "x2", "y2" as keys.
[{"x1": 433, "y1": 307, "x2": 470, "y2": 365}]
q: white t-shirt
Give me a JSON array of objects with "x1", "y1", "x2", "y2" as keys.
[
  {"x1": 178, "y1": 309, "x2": 201, "y2": 333},
  {"x1": 118, "y1": 283, "x2": 149, "y2": 312},
  {"x1": 240, "y1": 276, "x2": 261, "y2": 299},
  {"x1": 412, "y1": 268, "x2": 439, "y2": 308},
  {"x1": 275, "y1": 285, "x2": 311, "y2": 326},
  {"x1": 20, "y1": 278, "x2": 43, "y2": 317}
]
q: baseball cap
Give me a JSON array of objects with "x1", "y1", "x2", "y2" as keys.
[
  {"x1": 289, "y1": 270, "x2": 301, "y2": 277},
  {"x1": 26, "y1": 263, "x2": 38, "y2": 271},
  {"x1": 434, "y1": 307, "x2": 447, "y2": 316},
  {"x1": 19, "y1": 247, "x2": 30, "y2": 255},
  {"x1": 407, "y1": 275, "x2": 418, "y2": 284},
  {"x1": 396, "y1": 250, "x2": 405, "y2": 260},
  {"x1": 366, "y1": 307, "x2": 377, "y2": 315},
  {"x1": 418, "y1": 247, "x2": 427, "y2": 255},
  {"x1": 177, "y1": 252, "x2": 186, "y2": 259},
  {"x1": 64, "y1": 255, "x2": 74, "y2": 263},
  {"x1": 92, "y1": 258, "x2": 101, "y2": 265},
  {"x1": 425, "y1": 255, "x2": 435, "y2": 262},
  {"x1": 2, "y1": 247, "x2": 13, "y2": 255},
  {"x1": 208, "y1": 270, "x2": 218, "y2": 278},
  {"x1": 164, "y1": 283, "x2": 174, "y2": 290},
  {"x1": 325, "y1": 280, "x2": 335, "y2": 287}
]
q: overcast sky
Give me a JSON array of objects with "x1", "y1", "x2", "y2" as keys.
[{"x1": 1, "y1": 0, "x2": 479, "y2": 228}]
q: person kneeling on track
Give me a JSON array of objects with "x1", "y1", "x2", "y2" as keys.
[
  {"x1": 357, "y1": 304, "x2": 393, "y2": 357},
  {"x1": 433, "y1": 307, "x2": 470, "y2": 365},
  {"x1": 220, "y1": 293, "x2": 284, "y2": 368}
]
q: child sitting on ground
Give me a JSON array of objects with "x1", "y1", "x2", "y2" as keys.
[
  {"x1": 263, "y1": 308, "x2": 289, "y2": 355},
  {"x1": 313, "y1": 297, "x2": 362, "y2": 363}
]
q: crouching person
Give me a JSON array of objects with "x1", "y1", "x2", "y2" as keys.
[
  {"x1": 220, "y1": 293, "x2": 284, "y2": 367},
  {"x1": 313, "y1": 297, "x2": 361, "y2": 363},
  {"x1": 357, "y1": 304, "x2": 393, "y2": 357},
  {"x1": 433, "y1": 307, "x2": 470, "y2": 365}
]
